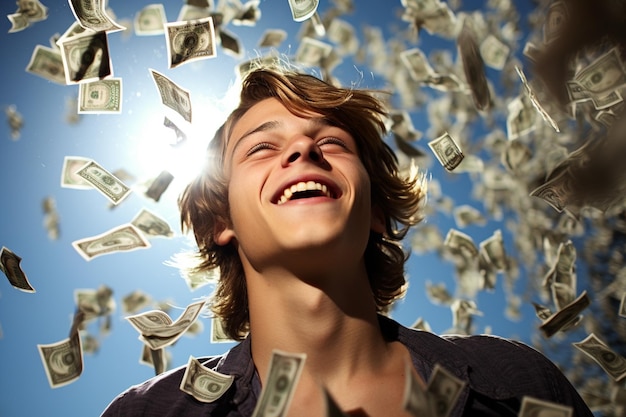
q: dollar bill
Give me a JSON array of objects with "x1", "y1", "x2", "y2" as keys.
[
  {"x1": 37, "y1": 332, "x2": 83, "y2": 388},
  {"x1": 425, "y1": 281, "x2": 453, "y2": 306},
  {"x1": 444, "y1": 228, "x2": 478, "y2": 257},
  {"x1": 68, "y1": 0, "x2": 125, "y2": 33},
  {"x1": 591, "y1": 90, "x2": 623, "y2": 110},
  {"x1": 122, "y1": 290, "x2": 152, "y2": 314},
  {"x1": 252, "y1": 350, "x2": 307, "y2": 417},
  {"x1": 17, "y1": 0, "x2": 48, "y2": 21},
  {"x1": 179, "y1": 356, "x2": 234, "y2": 403},
  {"x1": 126, "y1": 300, "x2": 206, "y2": 350},
  {"x1": 145, "y1": 170, "x2": 174, "y2": 202},
  {"x1": 219, "y1": 29, "x2": 242, "y2": 58},
  {"x1": 187, "y1": 0, "x2": 212, "y2": 7},
  {"x1": 479, "y1": 34, "x2": 509, "y2": 70},
  {"x1": 134, "y1": 4, "x2": 166, "y2": 36},
  {"x1": 58, "y1": 30, "x2": 112, "y2": 84},
  {"x1": 176, "y1": 5, "x2": 212, "y2": 22},
  {"x1": 501, "y1": 139, "x2": 532, "y2": 172},
  {"x1": 402, "y1": 361, "x2": 436, "y2": 417},
  {"x1": 427, "y1": 364, "x2": 466, "y2": 417},
  {"x1": 72, "y1": 224, "x2": 150, "y2": 261},
  {"x1": 60, "y1": 156, "x2": 93, "y2": 189},
  {"x1": 150, "y1": 69, "x2": 192, "y2": 122},
  {"x1": 454, "y1": 155, "x2": 484, "y2": 174},
  {"x1": 258, "y1": 29, "x2": 287, "y2": 48},
  {"x1": 532, "y1": 302, "x2": 552, "y2": 321},
  {"x1": 78, "y1": 78, "x2": 122, "y2": 113},
  {"x1": 400, "y1": 48, "x2": 436, "y2": 82},
  {"x1": 327, "y1": 18, "x2": 358, "y2": 55},
  {"x1": 453, "y1": 204, "x2": 486, "y2": 228},
  {"x1": 522, "y1": 41, "x2": 542, "y2": 63},
  {"x1": 150, "y1": 346, "x2": 166, "y2": 375},
  {"x1": 164, "y1": 116, "x2": 187, "y2": 145},
  {"x1": 230, "y1": 0, "x2": 261, "y2": 26},
  {"x1": 185, "y1": 319, "x2": 203, "y2": 336},
  {"x1": 128, "y1": 309, "x2": 172, "y2": 331},
  {"x1": 540, "y1": 290, "x2": 590, "y2": 338},
  {"x1": 428, "y1": 132, "x2": 464, "y2": 171},
  {"x1": 42, "y1": 196, "x2": 60, "y2": 240},
  {"x1": 573, "y1": 333, "x2": 626, "y2": 381},
  {"x1": 543, "y1": 240, "x2": 577, "y2": 291},
  {"x1": 550, "y1": 282, "x2": 575, "y2": 312},
  {"x1": 76, "y1": 160, "x2": 131, "y2": 204},
  {"x1": 575, "y1": 47, "x2": 626, "y2": 97},
  {"x1": 295, "y1": 36, "x2": 333, "y2": 68},
  {"x1": 542, "y1": 0, "x2": 567, "y2": 44},
  {"x1": 56, "y1": 21, "x2": 91, "y2": 45},
  {"x1": 451, "y1": 299, "x2": 483, "y2": 333},
  {"x1": 74, "y1": 285, "x2": 115, "y2": 321},
  {"x1": 425, "y1": 73, "x2": 466, "y2": 93},
  {"x1": 131, "y1": 208, "x2": 174, "y2": 239},
  {"x1": 8, "y1": 12, "x2": 30, "y2": 33},
  {"x1": 0, "y1": 246, "x2": 35, "y2": 293},
  {"x1": 25, "y1": 44, "x2": 66, "y2": 85},
  {"x1": 139, "y1": 345, "x2": 168, "y2": 375},
  {"x1": 8, "y1": 0, "x2": 48, "y2": 33},
  {"x1": 478, "y1": 229, "x2": 507, "y2": 271},
  {"x1": 210, "y1": 316, "x2": 233, "y2": 343},
  {"x1": 5, "y1": 105, "x2": 23, "y2": 140},
  {"x1": 422, "y1": 3, "x2": 457, "y2": 38},
  {"x1": 165, "y1": 16, "x2": 216, "y2": 69},
  {"x1": 519, "y1": 396, "x2": 573, "y2": 417},
  {"x1": 411, "y1": 317, "x2": 433, "y2": 332},
  {"x1": 529, "y1": 168, "x2": 572, "y2": 213},
  {"x1": 506, "y1": 95, "x2": 537, "y2": 140},
  {"x1": 457, "y1": 18, "x2": 490, "y2": 111},
  {"x1": 287, "y1": 0, "x2": 318, "y2": 22},
  {"x1": 566, "y1": 80, "x2": 590, "y2": 103}
]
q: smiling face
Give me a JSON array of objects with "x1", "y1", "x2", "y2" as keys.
[{"x1": 216, "y1": 97, "x2": 384, "y2": 275}]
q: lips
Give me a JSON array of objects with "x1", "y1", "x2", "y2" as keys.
[{"x1": 273, "y1": 177, "x2": 340, "y2": 205}]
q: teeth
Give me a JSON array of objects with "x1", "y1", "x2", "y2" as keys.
[{"x1": 277, "y1": 181, "x2": 332, "y2": 205}]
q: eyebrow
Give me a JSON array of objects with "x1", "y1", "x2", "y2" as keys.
[{"x1": 229, "y1": 116, "x2": 332, "y2": 156}]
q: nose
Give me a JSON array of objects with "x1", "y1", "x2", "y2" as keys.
[{"x1": 281, "y1": 136, "x2": 328, "y2": 168}]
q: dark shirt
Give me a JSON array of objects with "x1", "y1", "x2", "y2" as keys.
[{"x1": 101, "y1": 315, "x2": 593, "y2": 416}]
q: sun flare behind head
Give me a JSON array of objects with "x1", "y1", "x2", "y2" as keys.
[{"x1": 131, "y1": 88, "x2": 240, "y2": 205}]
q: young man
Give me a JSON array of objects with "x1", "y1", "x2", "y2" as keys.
[{"x1": 101, "y1": 68, "x2": 593, "y2": 416}]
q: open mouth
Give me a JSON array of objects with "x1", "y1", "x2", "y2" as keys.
[{"x1": 276, "y1": 181, "x2": 337, "y2": 205}]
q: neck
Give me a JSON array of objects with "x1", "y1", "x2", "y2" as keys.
[{"x1": 245, "y1": 262, "x2": 391, "y2": 387}]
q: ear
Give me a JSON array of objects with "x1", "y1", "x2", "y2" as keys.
[
  {"x1": 370, "y1": 205, "x2": 386, "y2": 234},
  {"x1": 214, "y1": 221, "x2": 236, "y2": 246}
]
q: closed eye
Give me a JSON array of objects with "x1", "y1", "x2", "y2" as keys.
[
  {"x1": 246, "y1": 142, "x2": 277, "y2": 156},
  {"x1": 317, "y1": 137, "x2": 350, "y2": 150}
]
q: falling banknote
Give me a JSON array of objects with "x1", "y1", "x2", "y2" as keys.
[
  {"x1": 126, "y1": 300, "x2": 206, "y2": 350},
  {"x1": 428, "y1": 132, "x2": 464, "y2": 171},
  {"x1": 252, "y1": 350, "x2": 306, "y2": 417},
  {"x1": 37, "y1": 332, "x2": 83, "y2": 388},
  {"x1": 573, "y1": 333, "x2": 626, "y2": 381},
  {"x1": 518, "y1": 396, "x2": 573, "y2": 417},
  {"x1": 179, "y1": 356, "x2": 234, "y2": 403},
  {"x1": 72, "y1": 224, "x2": 150, "y2": 261},
  {"x1": 75, "y1": 160, "x2": 131, "y2": 205},
  {"x1": 0, "y1": 246, "x2": 35, "y2": 292}
]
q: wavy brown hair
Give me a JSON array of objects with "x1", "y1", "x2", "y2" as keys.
[{"x1": 179, "y1": 67, "x2": 426, "y2": 340}]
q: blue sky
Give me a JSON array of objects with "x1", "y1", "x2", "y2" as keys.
[{"x1": 0, "y1": 0, "x2": 592, "y2": 416}]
